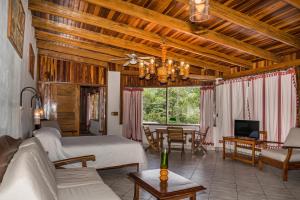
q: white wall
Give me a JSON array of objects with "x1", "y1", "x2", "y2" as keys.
[
  {"x1": 107, "y1": 71, "x2": 122, "y2": 136},
  {"x1": 0, "y1": 0, "x2": 37, "y2": 139}
]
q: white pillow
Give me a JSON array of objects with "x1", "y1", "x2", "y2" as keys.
[
  {"x1": 33, "y1": 127, "x2": 65, "y2": 161},
  {"x1": 34, "y1": 127, "x2": 62, "y2": 139}
]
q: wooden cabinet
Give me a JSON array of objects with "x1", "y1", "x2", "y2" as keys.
[{"x1": 52, "y1": 84, "x2": 80, "y2": 136}]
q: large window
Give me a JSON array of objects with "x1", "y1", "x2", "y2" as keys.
[{"x1": 143, "y1": 87, "x2": 200, "y2": 125}]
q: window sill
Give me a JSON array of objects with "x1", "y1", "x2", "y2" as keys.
[{"x1": 143, "y1": 123, "x2": 200, "y2": 126}]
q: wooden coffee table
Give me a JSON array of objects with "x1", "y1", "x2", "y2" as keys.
[{"x1": 128, "y1": 169, "x2": 206, "y2": 200}]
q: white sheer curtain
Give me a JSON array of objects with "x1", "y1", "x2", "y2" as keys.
[
  {"x1": 231, "y1": 79, "x2": 245, "y2": 124},
  {"x1": 122, "y1": 88, "x2": 143, "y2": 141},
  {"x1": 200, "y1": 86, "x2": 215, "y2": 144},
  {"x1": 280, "y1": 71, "x2": 297, "y2": 142},
  {"x1": 265, "y1": 74, "x2": 279, "y2": 141},
  {"x1": 216, "y1": 82, "x2": 232, "y2": 137},
  {"x1": 247, "y1": 77, "x2": 264, "y2": 130},
  {"x1": 216, "y1": 68, "x2": 297, "y2": 142}
]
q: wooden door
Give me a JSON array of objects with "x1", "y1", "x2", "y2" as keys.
[{"x1": 52, "y1": 84, "x2": 80, "y2": 136}]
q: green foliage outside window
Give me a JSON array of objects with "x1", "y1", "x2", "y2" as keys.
[{"x1": 143, "y1": 87, "x2": 200, "y2": 124}]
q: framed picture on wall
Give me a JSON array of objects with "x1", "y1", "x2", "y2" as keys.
[
  {"x1": 7, "y1": 0, "x2": 25, "y2": 58},
  {"x1": 29, "y1": 43, "x2": 35, "y2": 79}
]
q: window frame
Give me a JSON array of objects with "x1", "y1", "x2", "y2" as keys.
[{"x1": 142, "y1": 86, "x2": 200, "y2": 126}]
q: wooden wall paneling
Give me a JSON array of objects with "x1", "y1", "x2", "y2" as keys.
[
  {"x1": 70, "y1": 61, "x2": 74, "y2": 83},
  {"x1": 54, "y1": 58, "x2": 58, "y2": 81},
  {"x1": 39, "y1": 55, "x2": 43, "y2": 81},
  {"x1": 38, "y1": 54, "x2": 107, "y2": 85},
  {"x1": 98, "y1": 67, "x2": 102, "y2": 85}
]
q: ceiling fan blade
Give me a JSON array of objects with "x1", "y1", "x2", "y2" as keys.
[
  {"x1": 139, "y1": 56, "x2": 154, "y2": 60},
  {"x1": 123, "y1": 61, "x2": 130, "y2": 67},
  {"x1": 126, "y1": 54, "x2": 136, "y2": 59},
  {"x1": 110, "y1": 58, "x2": 129, "y2": 61}
]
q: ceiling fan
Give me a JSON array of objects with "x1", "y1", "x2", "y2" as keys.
[{"x1": 110, "y1": 53, "x2": 153, "y2": 67}]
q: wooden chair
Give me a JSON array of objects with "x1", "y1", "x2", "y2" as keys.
[
  {"x1": 190, "y1": 126, "x2": 209, "y2": 153},
  {"x1": 167, "y1": 127, "x2": 186, "y2": 154},
  {"x1": 143, "y1": 126, "x2": 160, "y2": 152},
  {"x1": 258, "y1": 128, "x2": 300, "y2": 181}
]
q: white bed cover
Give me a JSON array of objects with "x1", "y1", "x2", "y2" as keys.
[{"x1": 61, "y1": 135, "x2": 148, "y2": 170}]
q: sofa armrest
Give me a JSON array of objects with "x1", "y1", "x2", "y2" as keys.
[{"x1": 53, "y1": 155, "x2": 96, "y2": 168}]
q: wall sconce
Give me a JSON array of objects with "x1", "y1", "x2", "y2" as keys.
[{"x1": 20, "y1": 87, "x2": 43, "y2": 128}]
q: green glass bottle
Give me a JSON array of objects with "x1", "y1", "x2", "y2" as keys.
[{"x1": 160, "y1": 148, "x2": 168, "y2": 169}]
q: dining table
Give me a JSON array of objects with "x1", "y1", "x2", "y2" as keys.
[{"x1": 155, "y1": 127, "x2": 197, "y2": 153}]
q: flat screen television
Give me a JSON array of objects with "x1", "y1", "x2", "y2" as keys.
[{"x1": 234, "y1": 120, "x2": 260, "y2": 140}]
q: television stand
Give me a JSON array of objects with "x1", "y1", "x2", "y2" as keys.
[{"x1": 222, "y1": 136, "x2": 264, "y2": 166}]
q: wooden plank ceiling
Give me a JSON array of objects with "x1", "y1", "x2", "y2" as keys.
[{"x1": 30, "y1": 0, "x2": 300, "y2": 78}]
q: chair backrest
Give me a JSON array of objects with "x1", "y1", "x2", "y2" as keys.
[
  {"x1": 167, "y1": 127, "x2": 184, "y2": 140},
  {"x1": 284, "y1": 128, "x2": 300, "y2": 148},
  {"x1": 143, "y1": 126, "x2": 158, "y2": 150},
  {"x1": 143, "y1": 126, "x2": 154, "y2": 142},
  {"x1": 197, "y1": 126, "x2": 209, "y2": 143}
]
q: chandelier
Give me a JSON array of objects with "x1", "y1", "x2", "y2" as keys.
[
  {"x1": 189, "y1": 0, "x2": 210, "y2": 23},
  {"x1": 138, "y1": 45, "x2": 190, "y2": 84}
]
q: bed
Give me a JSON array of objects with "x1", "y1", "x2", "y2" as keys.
[{"x1": 33, "y1": 126, "x2": 147, "y2": 171}]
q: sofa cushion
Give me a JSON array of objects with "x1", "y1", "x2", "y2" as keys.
[
  {"x1": 284, "y1": 128, "x2": 300, "y2": 148},
  {"x1": 261, "y1": 149, "x2": 300, "y2": 162},
  {"x1": 0, "y1": 146, "x2": 57, "y2": 200},
  {"x1": 19, "y1": 137, "x2": 56, "y2": 174},
  {"x1": 0, "y1": 136, "x2": 21, "y2": 183},
  {"x1": 19, "y1": 138, "x2": 57, "y2": 198},
  {"x1": 58, "y1": 183, "x2": 121, "y2": 200},
  {"x1": 55, "y1": 168, "x2": 103, "y2": 188}
]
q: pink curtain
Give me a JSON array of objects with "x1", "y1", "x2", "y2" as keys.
[
  {"x1": 200, "y1": 86, "x2": 215, "y2": 144},
  {"x1": 122, "y1": 88, "x2": 143, "y2": 141},
  {"x1": 216, "y1": 68, "x2": 297, "y2": 142}
]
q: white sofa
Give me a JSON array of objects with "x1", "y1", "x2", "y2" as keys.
[
  {"x1": 0, "y1": 137, "x2": 121, "y2": 200},
  {"x1": 259, "y1": 128, "x2": 300, "y2": 181}
]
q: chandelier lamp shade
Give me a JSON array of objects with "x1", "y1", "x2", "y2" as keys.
[
  {"x1": 138, "y1": 45, "x2": 190, "y2": 84},
  {"x1": 189, "y1": 0, "x2": 210, "y2": 23}
]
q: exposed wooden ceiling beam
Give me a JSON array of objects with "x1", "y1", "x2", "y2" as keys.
[
  {"x1": 32, "y1": 17, "x2": 230, "y2": 73},
  {"x1": 29, "y1": 0, "x2": 252, "y2": 68},
  {"x1": 37, "y1": 41, "x2": 124, "y2": 65},
  {"x1": 188, "y1": 74, "x2": 217, "y2": 81},
  {"x1": 39, "y1": 49, "x2": 108, "y2": 67},
  {"x1": 283, "y1": 0, "x2": 300, "y2": 9},
  {"x1": 36, "y1": 31, "x2": 130, "y2": 58},
  {"x1": 194, "y1": 31, "x2": 280, "y2": 62},
  {"x1": 178, "y1": 0, "x2": 300, "y2": 49},
  {"x1": 224, "y1": 59, "x2": 300, "y2": 79},
  {"x1": 84, "y1": 0, "x2": 279, "y2": 61}
]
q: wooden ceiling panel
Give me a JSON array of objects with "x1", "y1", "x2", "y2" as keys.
[{"x1": 30, "y1": 0, "x2": 300, "y2": 77}]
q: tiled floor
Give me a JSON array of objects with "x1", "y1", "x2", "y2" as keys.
[{"x1": 98, "y1": 150, "x2": 300, "y2": 200}]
